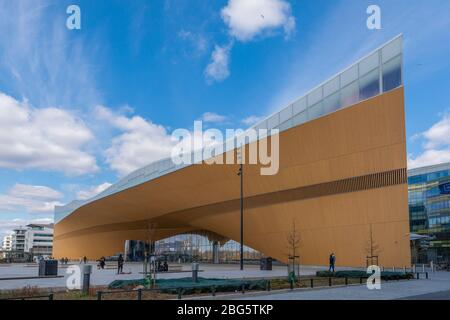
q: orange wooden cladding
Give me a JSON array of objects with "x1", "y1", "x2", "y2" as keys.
[{"x1": 54, "y1": 87, "x2": 411, "y2": 267}]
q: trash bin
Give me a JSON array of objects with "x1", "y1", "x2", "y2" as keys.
[
  {"x1": 38, "y1": 259, "x2": 58, "y2": 276},
  {"x1": 260, "y1": 257, "x2": 273, "y2": 270},
  {"x1": 191, "y1": 262, "x2": 199, "y2": 282}
]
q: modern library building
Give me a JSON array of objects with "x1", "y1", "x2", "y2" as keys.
[{"x1": 54, "y1": 36, "x2": 410, "y2": 267}]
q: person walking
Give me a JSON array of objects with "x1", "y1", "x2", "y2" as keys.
[
  {"x1": 329, "y1": 253, "x2": 336, "y2": 273},
  {"x1": 117, "y1": 254, "x2": 124, "y2": 274},
  {"x1": 83, "y1": 256, "x2": 87, "y2": 264}
]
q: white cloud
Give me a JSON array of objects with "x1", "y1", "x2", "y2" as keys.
[
  {"x1": 421, "y1": 115, "x2": 450, "y2": 149},
  {"x1": 205, "y1": 0, "x2": 295, "y2": 83},
  {"x1": 221, "y1": 0, "x2": 296, "y2": 42},
  {"x1": 242, "y1": 115, "x2": 263, "y2": 126},
  {"x1": 201, "y1": 112, "x2": 227, "y2": 123},
  {"x1": 205, "y1": 44, "x2": 232, "y2": 83},
  {"x1": 0, "y1": 92, "x2": 98, "y2": 176},
  {"x1": 0, "y1": 217, "x2": 53, "y2": 239},
  {"x1": 408, "y1": 114, "x2": 450, "y2": 169},
  {"x1": 94, "y1": 106, "x2": 176, "y2": 177},
  {"x1": 178, "y1": 29, "x2": 208, "y2": 55},
  {"x1": 76, "y1": 182, "x2": 113, "y2": 200},
  {"x1": 0, "y1": 184, "x2": 63, "y2": 214}
]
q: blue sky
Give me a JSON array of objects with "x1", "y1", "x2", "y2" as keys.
[{"x1": 1, "y1": 0, "x2": 450, "y2": 237}]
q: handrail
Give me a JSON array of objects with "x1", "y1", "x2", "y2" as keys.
[{"x1": 1, "y1": 293, "x2": 53, "y2": 300}]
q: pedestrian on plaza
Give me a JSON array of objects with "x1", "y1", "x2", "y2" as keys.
[
  {"x1": 117, "y1": 254, "x2": 124, "y2": 274},
  {"x1": 83, "y1": 256, "x2": 87, "y2": 264},
  {"x1": 329, "y1": 253, "x2": 336, "y2": 273}
]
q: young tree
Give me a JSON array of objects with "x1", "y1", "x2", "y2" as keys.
[
  {"x1": 145, "y1": 221, "x2": 158, "y2": 288},
  {"x1": 286, "y1": 219, "x2": 301, "y2": 280},
  {"x1": 365, "y1": 223, "x2": 381, "y2": 267}
]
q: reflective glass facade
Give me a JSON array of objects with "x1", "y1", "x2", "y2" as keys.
[
  {"x1": 408, "y1": 163, "x2": 450, "y2": 263},
  {"x1": 126, "y1": 232, "x2": 262, "y2": 263}
]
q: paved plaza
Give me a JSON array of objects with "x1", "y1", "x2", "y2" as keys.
[
  {"x1": 215, "y1": 272, "x2": 450, "y2": 300},
  {"x1": 0, "y1": 262, "x2": 302, "y2": 291},
  {"x1": 2, "y1": 262, "x2": 450, "y2": 300}
]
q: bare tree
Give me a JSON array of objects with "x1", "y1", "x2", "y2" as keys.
[
  {"x1": 286, "y1": 219, "x2": 301, "y2": 279},
  {"x1": 365, "y1": 223, "x2": 381, "y2": 267},
  {"x1": 145, "y1": 221, "x2": 157, "y2": 288}
]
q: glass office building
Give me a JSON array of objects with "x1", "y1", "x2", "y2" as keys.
[{"x1": 408, "y1": 162, "x2": 450, "y2": 263}]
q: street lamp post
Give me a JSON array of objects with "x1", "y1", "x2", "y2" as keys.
[{"x1": 238, "y1": 163, "x2": 244, "y2": 271}]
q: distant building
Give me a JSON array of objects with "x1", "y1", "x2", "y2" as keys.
[
  {"x1": 24, "y1": 224, "x2": 54, "y2": 258},
  {"x1": 408, "y1": 162, "x2": 450, "y2": 263},
  {"x1": 11, "y1": 227, "x2": 27, "y2": 254},
  {"x1": 1, "y1": 234, "x2": 12, "y2": 258}
]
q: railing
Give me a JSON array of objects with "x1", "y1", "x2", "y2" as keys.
[
  {"x1": 1, "y1": 293, "x2": 53, "y2": 300},
  {"x1": 95, "y1": 275, "x2": 412, "y2": 300}
]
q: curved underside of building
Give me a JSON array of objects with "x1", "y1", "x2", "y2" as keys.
[{"x1": 54, "y1": 87, "x2": 411, "y2": 267}]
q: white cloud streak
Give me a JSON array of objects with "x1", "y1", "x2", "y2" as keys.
[
  {"x1": 76, "y1": 182, "x2": 113, "y2": 200},
  {"x1": 408, "y1": 114, "x2": 450, "y2": 169},
  {"x1": 0, "y1": 184, "x2": 63, "y2": 214},
  {"x1": 0, "y1": 217, "x2": 53, "y2": 239},
  {"x1": 201, "y1": 112, "x2": 227, "y2": 123}
]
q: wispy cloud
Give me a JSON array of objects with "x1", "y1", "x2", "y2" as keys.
[
  {"x1": 205, "y1": 44, "x2": 233, "y2": 83},
  {"x1": 0, "y1": 1, "x2": 101, "y2": 109},
  {"x1": 0, "y1": 184, "x2": 63, "y2": 214},
  {"x1": 76, "y1": 182, "x2": 112, "y2": 200},
  {"x1": 201, "y1": 112, "x2": 228, "y2": 123},
  {"x1": 0, "y1": 217, "x2": 53, "y2": 239},
  {"x1": 242, "y1": 115, "x2": 263, "y2": 126}
]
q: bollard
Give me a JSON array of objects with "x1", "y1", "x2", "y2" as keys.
[
  {"x1": 97, "y1": 291, "x2": 102, "y2": 301},
  {"x1": 211, "y1": 286, "x2": 216, "y2": 297},
  {"x1": 137, "y1": 289, "x2": 142, "y2": 301},
  {"x1": 48, "y1": 293, "x2": 54, "y2": 300},
  {"x1": 360, "y1": 277, "x2": 363, "y2": 284},
  {"x1": 345, "y1": 277, "x2": 348, "y2": 286},
  {"x1": 329, "y1": 278, "x2": 332, "y2": 287},
  {"x1": 290, "y1": 280, "x2": 294, "y2": 290},
  {"x1": 241, "y1": 284, "x2": 245, "y2": 294},
  {"x1": 177, "y1": 288, "x2": 182, "y2": 300},
  {"x1": 426, "y1": 272, "x2": 429, "y2": 279},
  {"x1": 191, "y1": 263, "x2": 199, "y2": 283},
  {"x1": 267, "y1": 281, "x2": 271, "y2": 292},
  {"x1": 422, "y1": 264, "x2": 425, "y2": 273},
  {"x1": 310, "y1": 278, "x2": 314, "y2": 288},
  {"x1": 82, "y1": 264, "x2": 92, "y2": 295}
]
